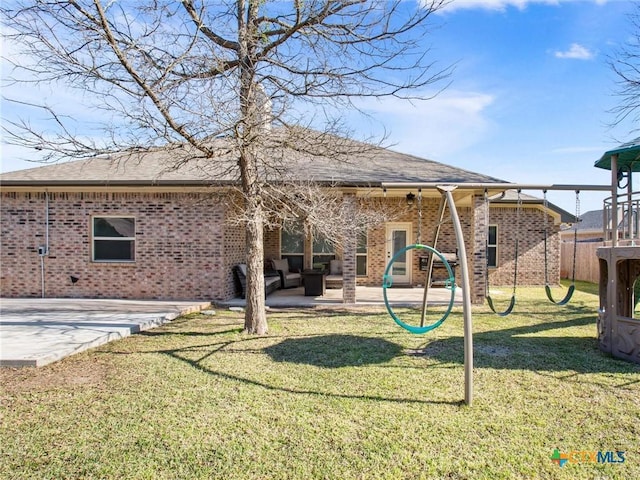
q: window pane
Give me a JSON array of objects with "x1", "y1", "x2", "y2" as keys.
[
  {"x1": 282, "y1": 222, "x2": 304, "y2": 254},
  {"x1": 94, "y1": 240, "x2": 135, "y2": 261},
  {"x1": 487, "y1": 246, "x2": 497, "y2": 268},
  {"x1": 94, "y1": 217, "x2": 135, "y2": 238},
  {"x1": 313, "y1": 254, "x2": 334, "y2": 270},
  {"x1": 313, "y1": 234, "x2": 334, "y2": 254},
  {"x1": 357, "y1": 233, "x2": 367, "y2": 254},
  {"x1": 488, "y1": 226, "x2": 497, "y2": 245},
  {"x1": 392, "y1": 230, "x2": 406, "y2": 256},
  {"x1": 282, "y1": 254, "x2": 303, "y2": 271},
  {"x1": 392, "y1": 230, "x2": 406, "y2": 273},
  {"x1": 357, "y1": 255, "x2": 367, "y2": 276}
]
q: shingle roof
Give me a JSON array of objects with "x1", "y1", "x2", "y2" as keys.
[
  {"x1": 574, "y1": 210, "x2": 603, "y2": 231},
  {"x1": 0, "y1": 135, "x2": 506, "y2": 187},
  {"x1": 490, "y1": 189, "x2": 576, "y2": 223}
]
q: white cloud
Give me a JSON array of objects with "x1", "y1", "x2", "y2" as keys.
[
  {"x1": 353, "y1": 90, "x2": 496, "y2": 159},
  {"x1": 554, "y1": 43, "x2": 595, "y2": 60},
  {"x1": 549, "y1": 145, "x2": 604, "y2": 155},
  {"x1": 435, "y1": 0, "x2": 608, "y2": 14},
  {"x1": 436, "y1": 0, "x2": 559, "y2": 13}
]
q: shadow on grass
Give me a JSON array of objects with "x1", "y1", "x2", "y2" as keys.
[
  {"x1": 140, "y1": 326, "x2": 243, "y2": 337},
  {"x1": 421, "y1": 315, "x2": 640, "y2": 377},
  {"x1": 264, "y1": 334, "x2": 402, "y2": 368},
  {"x1": 139, "y1": 334, "x2": 462, "y2": 406}
]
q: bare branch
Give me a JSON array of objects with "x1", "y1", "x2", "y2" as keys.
[
  {"x1": 607, "y1": 2, "x2": 640, "y2": 134},
  {"x1": 2, "y1": 0, "x2": 450, "y2": 333}
]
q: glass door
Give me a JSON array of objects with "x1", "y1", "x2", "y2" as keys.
[{"x1": 385, "y1": 223, "x2": 412, "y2": 285}]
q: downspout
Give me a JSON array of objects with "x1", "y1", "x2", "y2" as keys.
[{"x1": 40, "y1": 191, "x2": 50, "y2": 298}]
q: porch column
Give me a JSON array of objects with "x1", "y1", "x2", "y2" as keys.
[
  {"x1": 471, "y1": 193, "x2": 487, "y2": 305},
  {"x1": 342, "y1": 194, "x2": 357, "y2": 303}
]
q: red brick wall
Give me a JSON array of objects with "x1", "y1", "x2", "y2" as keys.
[
  {"x1": 486, "y1": 205, "x2": 559, "y2": 286},
  {"x1": 361, "y1": 198, "x2": 558, "y2": 290},
  {"x1": 1, "y1": 190, "x2": 558, "y2": 302},
  {"x1": 263, "y1": 227, "x2": 280, "y2": 263},
  {"x1": 0, "y1": 191, "x2": 242, "y2": 301},
  {"x1": 364, "y1": 198, "x2": 469, "y2": 288}
]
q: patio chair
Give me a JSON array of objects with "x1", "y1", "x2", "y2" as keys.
[
  {"x1": 271, "y1": 258, "x2": 302, "y2": 289},
  {"x1": 326, "y1": 259, "x2": 343, "y2": 289}
]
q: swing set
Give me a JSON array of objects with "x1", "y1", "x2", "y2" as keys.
[
  {"x1": 383, "y1": 186, "x2": 584, "y2": 332},
  {"x1": 380, "y1": 183, "x2": 610, "y2": 406},
  {"x1": 483, "y1": 189, "x2": 581, "y2": 316}
]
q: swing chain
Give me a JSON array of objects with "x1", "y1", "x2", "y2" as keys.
[
  {"x1": 543, "y1": 190, "x2": 549, "y2": 285},
  {"x1": 543, "y1": 189, "x2": 548, "y2": 231},
  {"x1": 417, "y1": 188, "x2": 422, "y2": 245},
  {"x1": 572, "y1": 190, "x2": 580, "y2": 283},
  {"x1": 513, "y1": 190, "x2": 522, "y2": 295}
]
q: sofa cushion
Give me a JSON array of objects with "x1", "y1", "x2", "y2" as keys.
[
  {"x1": 265, "y1": 276, "x2": 280, "y2": 288},
  {"x1": 272, "y1": 259, "x2": 289, "y2": 274}
]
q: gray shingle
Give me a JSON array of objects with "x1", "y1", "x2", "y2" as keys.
[{"x1": 1, "y1": 135, "x2": 506, "y2": 187}]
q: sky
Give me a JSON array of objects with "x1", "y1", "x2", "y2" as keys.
[{"x1": 1, "y1": 0, "x2": 638, "y2": 214}]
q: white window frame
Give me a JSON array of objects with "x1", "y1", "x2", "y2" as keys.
[
  {"x1": 356, "y1": 232, "x2": 368, "y2": 276},
  {"x1": 92, "y1": 216, "x2": 136, "y2": 263},
  {"x1": 487, "y1": 224, "x2": 498, "y2": 268}
]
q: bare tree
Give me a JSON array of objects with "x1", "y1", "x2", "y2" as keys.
[
  {"x1": 2, "y1": 1, "x2": 450, "y2": 334},
  {"x1": 609, "y1": 2, "x2": 640, "y2": 133}
]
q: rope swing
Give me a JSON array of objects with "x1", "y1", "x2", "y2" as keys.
[{"x1": 485, "y1": 189, "x2": 521, "y2": 317}]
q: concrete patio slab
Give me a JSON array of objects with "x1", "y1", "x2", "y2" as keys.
[
  {"x1": 0, "y1": 298, "x2": 209, "y2": 368},
  {"x1": 220, "y1": 285, "x2": 462, "y2": 308}
]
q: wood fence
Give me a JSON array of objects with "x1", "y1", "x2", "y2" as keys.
[{"x1": 561, "y1": 242, "x2": 600, "y2": 284}]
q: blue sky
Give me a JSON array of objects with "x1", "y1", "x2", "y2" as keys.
[
  {"x1": 351, "y1": 0, "x2": 636, "y2": 213},
  {"x1": 1, "y1": 0, "x2": 637, "y2": 213}
]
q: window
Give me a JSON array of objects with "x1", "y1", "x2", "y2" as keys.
[
  {"x1": 312, "y1": 233, "x2": 335, "y2": 271},
  {"x1": 487, "y1": 225, "x2": 497, "y2": 268},
  {"x1": 281, "y1": 220, "x2": 304, "y2": 271},
  {"x1": 356, "y1": 232, "x2": 367, "y2": 276},
  {"x1": 93, "y1": 217, "x2": 135, "y2": 262}
]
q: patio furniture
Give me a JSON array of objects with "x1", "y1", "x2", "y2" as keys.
[
  {"x1": 326, "y1": 259, "x2": 343, "y2": 289},
  {"x1": 429, "y1": 251, "x2": 458, "y2": 287},
  {"x1": 271, "y1": 259, "x2": 302, "y2": 289},
  {"x1": 303, "y1": 270, "x2": 326, "y2": 296},
  {"x1": 233, "y1": 263, "x2": 281, "y2": 299}
]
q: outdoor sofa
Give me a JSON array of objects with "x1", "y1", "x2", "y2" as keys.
[{"x1": 233, "y1": 263, "x2": 281, "y2": 298}]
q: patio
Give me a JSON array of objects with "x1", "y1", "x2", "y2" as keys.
[{"x1": 220, "y1": 285, "x2": 463, "y2": 308}]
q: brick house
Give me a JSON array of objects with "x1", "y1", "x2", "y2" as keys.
[{"x1": 0, "y1": 141, "x2": 571, "y2": 304}]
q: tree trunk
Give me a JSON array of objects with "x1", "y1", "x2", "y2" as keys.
[
  {"x1": 243, "y1": 194, "x2": 268, "y2": 334},
  {"x1": 237, "y1": 0, "x2": 267, "y2": 335}
]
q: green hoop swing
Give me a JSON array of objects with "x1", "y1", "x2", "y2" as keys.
[{"x1": 383, "y1": 244, "x2": 457, "y2": 334}]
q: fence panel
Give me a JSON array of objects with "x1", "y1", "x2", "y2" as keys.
[{"x1": 561, "y1": 242, "x2": 600, "y2": 284}]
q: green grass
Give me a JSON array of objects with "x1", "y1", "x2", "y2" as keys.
[{"x1": 1, "y1": 281, "x2": 639, "y2": 479}]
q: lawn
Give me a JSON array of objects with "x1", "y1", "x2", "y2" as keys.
[{"x1": 1, "y1": 281, "x2": 639, "y2": 479}]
